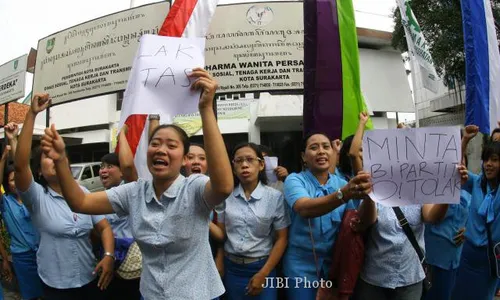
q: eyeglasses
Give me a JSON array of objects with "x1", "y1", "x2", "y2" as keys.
[
  {"x1": 232, "y1": 157, "x2": 262, "y2": 165},
  {"x1": 100, "y1": 163, "x2": 117, "y2": 170}
]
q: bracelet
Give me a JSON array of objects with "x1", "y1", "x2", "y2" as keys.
[
  {"x1": 103, "y1": 252, "x2": 116, "y2": 260},
  {"x1": 148, "y1": 114, "x2": 160, "y2": 121}
]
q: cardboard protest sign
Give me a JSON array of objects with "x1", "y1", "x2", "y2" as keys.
[
  {"x1": 362, "y1": 127, "x2": 461, "y2": 207},
  {"x1": 119, "y1": 34, "x2": 205, "y2": 129}
]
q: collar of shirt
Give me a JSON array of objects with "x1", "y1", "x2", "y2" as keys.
[
  {"x1": 47, "y1": 187, "x2": 64, "y2": 199},
  {"x1": 147, "y1": 174, "x2": 185, "y2": 204},
  {"x1": 304, "y1": 169, "x2": 334, "y2": 190},
  {"x1": 478, "y1": 184, "x2": 498, "y2": 223},
  {"x1": 233, "y1": 182, "x2": 265, "y2": 201}
]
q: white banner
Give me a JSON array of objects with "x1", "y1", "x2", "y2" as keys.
[
  {"x1": 362, "y1": 127, "x2": 461, "y2": 207},
  {"x1": 33, "y1": 1, "x2": 170, "y2": 105},
  {"x1": 205, "y1": 2, "x2": 304, "y2": 93},
  {"x1": 0, "y1": 54, "x2": 27, "y2": 105},
  {"x1": 396, "y1": 0, "x2": 439, "y2": 93}
]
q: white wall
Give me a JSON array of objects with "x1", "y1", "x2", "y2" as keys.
[
  {"x1": 359, "y1": 49, "x2": 413, "y2": 113},
  {"x1": 50, "y1": 94, "x2": 117, "y2": 130},
  {"x1": 62, "y1": 129, "x2": 109, "y2": 144}
]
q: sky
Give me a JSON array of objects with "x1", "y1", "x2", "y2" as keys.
[
  {"x1": 0, "y1": 0, "x2": 396, "y2": 69},
  {"x1": 0, "y1": 0, "x2": 405, "y2": 117}
]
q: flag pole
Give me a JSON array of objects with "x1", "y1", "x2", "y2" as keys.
[{"x1": 410, "y1": 55, "x2": 420, "y2": 128}]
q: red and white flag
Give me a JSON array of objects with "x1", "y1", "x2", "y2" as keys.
[{"x1": 118, "y1": 0, "x2": 219, "y2": 179}]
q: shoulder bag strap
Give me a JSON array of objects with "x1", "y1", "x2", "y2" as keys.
[
  {"x1": 308, "y1": 219, "x2": 321, "y2": 280},
  {"x1": 392, "y1": 207, "x2": 425, "y2": 263}
]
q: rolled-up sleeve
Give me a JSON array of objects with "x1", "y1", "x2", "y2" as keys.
[
  {"x1": 91, "y1": 215, "x2": 105, "y2": 224},
  {"x1": 284, "y1": 174, "x2": 309, "y2": 209},
  {"x1": 273, "y1": 193, "x2": 291, "y2": 230},
  {"x1": 106, "y1": 182, "x2": 137, "y2": 217}
]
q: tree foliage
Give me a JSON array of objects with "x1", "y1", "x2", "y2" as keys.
[{"x1": 392, "y1": 0, "x2": 500, "y2": 85}]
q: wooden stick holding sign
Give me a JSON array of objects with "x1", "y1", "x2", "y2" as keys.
[{"x1": 362, "y1": 126, "x2": 462, "y2": 207}]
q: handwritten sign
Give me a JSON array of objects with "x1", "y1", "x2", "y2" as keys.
[
  {"x1": 119, "y1": 34, "x2": 205, "y2": 129},
  {"x1": 362, "y1": 127, "x2": 462, "y2": 207}
]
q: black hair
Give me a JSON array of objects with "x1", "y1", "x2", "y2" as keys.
[
  {"x1": 101, "y1": 153, "x2": 120, "y2": 167},
  {"x1": 302, "y1": 132, "x2": 330, "y2": 152},
  {"x1": 31, "y1": 146, "x2": 50, "y2": 193},
  {"x1": 259, "y1": 145, "x2": 274, "y2": 157},
  {"x1": 231, "y1": 142, "x2": 268, "y2": 186},
  {"x1": 491, "y1": 128, "x2": 500, "y2": 141},
  {"x1": 149, "y1": 124, "x2": 190, "y2": 156},
  {"x1": 2, "y1": 164, "x2": 15, "y2": 195},
  {"x1": 189, "y1": 143, "x2": 205, "y2": 152},
  {"x1": 480, "y1": 141, "x2": 500, "y2": 194},
  {"x1": 338, "y1": 135, "x2": 354, "y2": 178}
]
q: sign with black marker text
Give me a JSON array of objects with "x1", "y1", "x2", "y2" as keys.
[
  {"x1": 362, "y1": 127, "x2": 462, "y2": 207},
  {"x1": 119, "y1": 35, "x2": 205, "y2": 130}
]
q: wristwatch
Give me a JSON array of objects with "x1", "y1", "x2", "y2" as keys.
[
  {"x1": 103, "y1": 252, "x2": 116, "y2": 260},
  {"x1": 336, "y1": 188, "x2": 345, "y2": 204},
  {"x1": 148, "y1": 114, "x2": 160, "y2": 121}
]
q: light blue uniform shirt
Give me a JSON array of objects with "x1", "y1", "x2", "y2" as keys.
[
  {"x1": 361, "y1": 204, "x2": 425, "y2": 289},
  {"x1": 18, "y1": 179, "x2": 104, "y2": 289},
  {"x1": 464, "y1": 172, "x2": 500, "y2": 247},
  {"x1": 283, "y1": 170, "x2": 348, "y2": 280},
  {"x1": 106, "y1": 174, "x2": 225, "y2": 300},
  {"x1": 104, "y1": 181, "x2": 132, "y2": 239},
  {"x1": 425, "y1": 190, "x2": 471, "y2": 270},
  {"x1": 103, "y1": 182, "x2": 133, "y2": 262},
  {"x1": 222, "y1": 182, "x2": 290, "y2": 257},
  {"x1": 0, "y1": 194, "x2": 39, "y2": 253}
]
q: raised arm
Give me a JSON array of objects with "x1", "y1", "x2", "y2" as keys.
[
  {"x1": 14, "y1": 94, "x2": 50, "y2": 192},
  {"x1": 288, "y1": 173, "x2": 372, "y2": 218},
  {"x1": 4, "y1": 122, "x2": 18, "y2": 161},
  {"x1": 118, "y1": 124, "x2": 138, "y2": 182},
  {"x1": 461, "y1": 125, "x2": 478, "y2": 166},
  {"x1": 350, "y1": 112, "x2": 369, "y2": 175},
  {"x1": 148, "y1": 114, "x2": 160, "y2": 141},
  {"x1": 190, "y1": 68, "x2": 233, "y2": 206},
  {"x1": 41, "y1": 124, "x2": 114, "y2": 215},
  {"x1": 0, "y1": 146, "x2": 10, "y2": 198},
  {"x1": 329, "y1": 139, "x2": 342, "y2": 174}
]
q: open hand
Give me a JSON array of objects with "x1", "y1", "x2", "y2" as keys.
[
  {"x1": 93, "y1": 256, "x2": 114, "y2": 290},
  {"x1": 189, "y1": 68, "x2": 218, "y2": 110},
  {"x1": 30, "y1": 93, "x2": 51, "y2": 115},
  {"x1": 40, "y1": 124, "x2": 66, "y2": 162}
]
